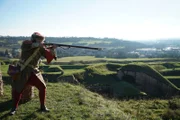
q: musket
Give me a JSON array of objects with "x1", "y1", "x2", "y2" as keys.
[{"x1": 44, "y1": 43, "x2": 102, "y2": 51}]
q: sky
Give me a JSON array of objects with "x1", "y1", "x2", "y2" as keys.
[{"x1": 0, "y1": 0, "x2": 180, "y2": 41}]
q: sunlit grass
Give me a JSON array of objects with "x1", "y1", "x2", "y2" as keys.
[
  {"x1": 0, "y1": 65, "x2": 9, "y2": 76},
  {"x1": 1, "y1": 59, "x2": 180, "y2": 119},
  {"x1": 0, "y1": 83, "x2": 129, "y2": 120},
  {"x1": 1, "y1": 82, "x2": 178, "y2": 120},
  {"x1": 165, "y1": 76, "x2": 180, "y2": 79},
  {"x1": 50, "y1": 56, "x2": 176, "y2": 63}
]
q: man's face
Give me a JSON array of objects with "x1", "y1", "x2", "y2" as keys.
[{"x1": 36, "y1": 37, "x2": 44, "y2": 43}]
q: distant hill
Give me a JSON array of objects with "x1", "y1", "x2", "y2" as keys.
[
  {"x1": 1, "y1": 36, "x2": 180, "y2": 58},
  {"x1": 139, "y1": 38, "x2": 180, "y2": 47},
  {"x1": 0, "y1": 36, "x2": 146, "y2": 49},
  {"x1": 44, "y1": 37, "x2": 146, "y2": 49},
  {"x1": 0, "y1": 36, "x2": 147, "y2": 58}
]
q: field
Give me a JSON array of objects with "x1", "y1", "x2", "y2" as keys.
[
  {"x1": 51, "y1": 56, "x2": 177, "y2": 63},
  {"x1": 0, "y1": 57, "x2": 180, "y2": 119}
]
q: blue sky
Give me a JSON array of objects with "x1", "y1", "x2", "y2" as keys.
[{"x1": 0, "y1": 0, "x2": 180, "y2": 41}]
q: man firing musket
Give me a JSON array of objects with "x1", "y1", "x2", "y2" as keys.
[{"x1": 8, "y1": 32, "x2": 102, "y2": 115}]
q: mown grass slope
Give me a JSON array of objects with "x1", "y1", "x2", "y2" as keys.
[
  {"x1": 1, "y1": 61, "x2": 180, "y2": 119},
  {"x1": 1, "y1": 82, "x2": 180, "y2": 120},
  {"x1": 49, "y1": 56, "x2": 178, "y2": 64},
  {"x1": 0, "y1": 83, "x2": 129, "y2": 120},
  {"x1": 72, "y1": 63, "x2": 144, "y2": 97}
]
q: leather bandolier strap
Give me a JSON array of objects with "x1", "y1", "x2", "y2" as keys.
[{"x1": 18, "y1": 48, "x2": 40, "y2": 71}]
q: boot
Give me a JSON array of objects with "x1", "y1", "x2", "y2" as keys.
[
  {"x1": 40, "y1": 105, "x2": 49, "y2": 112},
  {"x1": 9, "y1": 107, "x2": 17, "y2": 115}
]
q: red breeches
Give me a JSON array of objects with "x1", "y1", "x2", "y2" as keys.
[{"x1": 12, "y1": 73, "x2": 46, "y2": 108}]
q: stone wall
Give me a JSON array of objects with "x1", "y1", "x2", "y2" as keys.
[{"x1": 117, "y1": 70, "x2": 178, "y2": 96}]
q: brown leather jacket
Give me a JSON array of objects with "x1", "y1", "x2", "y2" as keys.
[{"x1": 12, "y1": 40, "x2": 55, "y2": 93}]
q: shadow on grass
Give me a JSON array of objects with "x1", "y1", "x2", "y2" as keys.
[
  {"x1": 22, "y1": 112, "x2": 37, "y2": 120},
  {"x1": 0, "y1": 100, "x2": 12, "y2": 119},
  {"x1": 0, "y1": 113, "x2": 11, "y2": 120},
  {"x1": 22, "y1": 109, "x2": 48, "y2": 120},
  {"x1": 0, "y1": 101, "x2": 42, "y2": 120},
  {"x1": 0, "y1": 100, "x2": 12, "y2": 112}
]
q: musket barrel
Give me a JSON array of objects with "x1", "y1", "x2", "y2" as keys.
[{"x1": 44, "y1": 43, "x2": 102, "y2": 50}]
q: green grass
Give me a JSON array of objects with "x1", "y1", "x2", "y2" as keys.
[
  {"x1": 47, "y1": 56, "x2": 177, "y2": 64},
  {"x1": 116, "y1": 99, "x2": 169, "y2": 120},
  {"x1": 0, "y1": 83, "x2": 129, "y2": 120},
  {"x1": 1, "y1": 59, "x2": 180, "y2": 119},
  {"x1": 160, "y1": 68, "x2": 180, "y2": 72},
  {"x1": 61, "y1": 65, "x2": 88, "y2": 69},
  {"x1": 151, "y1": 64, "x2": 167, "y2": 71},
  {"x1": 40, "y1": 65, "x2": 86, "y2": 76},
  {"x1": 63, "y1": 69, "x2": 85, "y2": 76},
  {"x1": 2, "y1": 62, "x2": 180, "y2": 96},
  {"x1": 165, "y1": 76, "x2": 180, "y2": 79},
  {"x1": 0, "y1": 65, "x2": 9, "y2": 76},
  {"x1": 45, "y1": 63, "x2": 141, "y2": 97},
  {"x1": 43, "y1": 65, "x2": 63, "y2": 72},
  {"x1": 52, "y1": 56, "x2": 99, "y2": 63},
  {"x1": 85, "y1": 63, "x2": 116, "y2": 75},
  {"x1": 111, "y1": 81, "x2": 145, "y2": 97},
  {"x1": 1, "y1": 83, "x2": 179, "y2": 120}
]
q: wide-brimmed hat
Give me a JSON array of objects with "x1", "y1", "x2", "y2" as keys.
[{"x1": 31, "y1": 32, "x2": 45, "y2": 41}]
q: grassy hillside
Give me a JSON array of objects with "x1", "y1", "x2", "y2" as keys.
[
  {"x1": 67, "y1": 64, "x2": 146, "y2": 97},
  {"x1": 1, "y1": 59, "x2": 180, "y2": 119},
  {"x1": 2, "y1": 62, "x2": 180, "y2": 96},
  {"x1": 0, "y1": 83, "x2": 129, "y2": 120},
  {"x1": 1, "y1": 83, "x2": 180, "y2": 120}
]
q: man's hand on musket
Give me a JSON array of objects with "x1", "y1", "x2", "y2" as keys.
[{"x1": 52, "y1": 44, "x2": 58, "y2": 49}]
